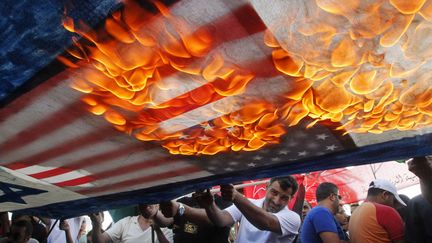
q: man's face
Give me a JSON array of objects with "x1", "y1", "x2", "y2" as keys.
[
  {"x1": 331, "y1": 190, "x2": 341, "y2": 213},
  {"x1": 302, "y1": 203, "x2": 311, "y2": 220},
  {"x1": 8, "y1": 226, "x2": 29, "y2": 243},
  {"x1": 335, "y1": 205, "x2": 348, "y2": 227},
  {"x1": 264, "y1": 181, "x2": 293, "y2": 213},
  {"x1": 139, "y1": 204, "x2": 158, "y2": 219}
]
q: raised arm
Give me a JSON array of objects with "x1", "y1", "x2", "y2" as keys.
[
  {"x1": 89, "y1": 213, "x2": 112, "y2": 243},
  {"x1": 408, "y1": 156, "x2": 432, "y2": 204},
  {"x1": 160, "y1": 200, "x2": 215, "y2": 226},
  {"x1": 193, "y1": 189, "x2": 234, "y2": 227},
  {"x1": 59, "y1": 220, "x2": 74, "y2": 243},
  {"x1": 220, "y1": 184, "x2": 282, "y2": 234}
]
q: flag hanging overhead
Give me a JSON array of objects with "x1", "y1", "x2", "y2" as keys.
[{"x1": 1, "y1": 0, "x2": 432, "y2": 218}]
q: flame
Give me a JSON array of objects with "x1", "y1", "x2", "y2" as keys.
[
  {"x1": 61, "y1": 0, "x2": 432, "y2": 156},
  {"x1": 60, "y1": 1, "x2": 286, "y2": 155},
  {"x1": 265, "y1": 0, "x2": 432, "y2": 134}
]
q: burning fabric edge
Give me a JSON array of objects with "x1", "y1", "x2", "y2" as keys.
[{"x1": 59, "y1": 0, "x2": 432, "y2": 156}]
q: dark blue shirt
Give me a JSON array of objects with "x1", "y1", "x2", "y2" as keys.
[{"x1": 300, "y1": 206, "x2": 347, "y2": 243}]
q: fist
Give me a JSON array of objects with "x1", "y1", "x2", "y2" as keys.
[
  {"x1": 192, "y1": 189, "x2": 214, "y2": 208},
  {"x1": 59, "y1": 220, "x2": 70, "y2": 231},
  {"x1": 408, "y1": 157, "x2": 432, "y2": 179},
  {"x1": 160, "y1": 201, "x2": 179, "y2": 218},
  {"x1": 220, "y1": 184, "x2": 237, "y2": 202}
]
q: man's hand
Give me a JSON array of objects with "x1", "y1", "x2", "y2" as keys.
[
  {"x1": 408, "y1": 157, "x2": 432, "y2": 179},
  {"x1": 59, "y1": 220, "x2": 70, "y2": 231},
  {"x1": 160, "y1": 201, "x2": 179, "y2": 218},
  {"x1": 220, "y1": 184, "x2": 239, "y2": 202},
  {"x1": 192, "y1": 189, "x2": 214, "y2": 208}
]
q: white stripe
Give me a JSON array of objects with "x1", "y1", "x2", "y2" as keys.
[
  {"x1": 157, "y1": 75, "x2": 293, "y2": 133},
  {"x1": 0, "y1": 117, "x2": 101, "y2": 164},
  {"x1": 88, "y1": 171, "x2": 212, "y2": 197},
  {"x1": 42, "y1": 169, "x2": 91, "y2": 184},
  {"x1": 14, "y1": 165, "x2": 56, "y2": 175},
  {"x1": 88, "y1": 161, "x2": 193, "y2": 187},
  {"x1": 0, "y1": 78, "x2": 79, "y2": 145}
]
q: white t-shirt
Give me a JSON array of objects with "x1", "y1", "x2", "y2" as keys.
[
  {"x1": 0, "y1": 237, "x2": 39, "y2": 243},
  {"x1": 225, "y1": 198, "x2": 300, "y2": 243},
  {"x1": 106, "y1": 216, "x2": 173, "y2": 243},
  {"x1": 48, "y1": 217, "x2": 84, "y2": 243}
]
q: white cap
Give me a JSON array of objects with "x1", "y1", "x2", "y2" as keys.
[{"x1": 369, "y1": 179, "x2": 407, "y2": 206}]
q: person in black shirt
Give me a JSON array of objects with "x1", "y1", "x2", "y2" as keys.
[
  {"x1": 404, "y1": 195, "x2": 432, "y2": 243},
  {"x1": 172, "y1": 194, "x2": 232, "y2": 243}
]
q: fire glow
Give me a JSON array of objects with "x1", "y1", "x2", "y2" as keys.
[{"x1": 61, "y1": 0, "x2": 432, "y2": 155}]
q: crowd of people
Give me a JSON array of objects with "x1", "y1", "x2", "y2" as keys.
[{"x1": 0, "y1": 156, "x2": 431, "y2": 243}]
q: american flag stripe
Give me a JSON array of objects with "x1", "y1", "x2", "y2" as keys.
[{"x1": 77, "y1": 165, "x2": 206, "y2": 195}]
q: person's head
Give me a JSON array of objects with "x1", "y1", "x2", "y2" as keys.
[
  {"x1": 264, "y1": 176, "x2": 298, "y2": 213},
  {"x1": 367, "y1": 179, "x2": 406, "y2": 207},
  {"x1": 316, "y1": 182, "x2": 341, "y2": 213},
  {"x1": 302, "y1": 200, "x2": 312, "y2": 220},
  {"x1": 335, "y1": 204, "x2": 349, "y2": 230},
  {"x1": 138, "y1": 204, "x2": 159, "y2": 219},
  {"x1": 8, "y1": 220, "x2": 33, "y2": 243}
]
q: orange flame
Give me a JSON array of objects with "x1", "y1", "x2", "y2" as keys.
[
  {"x1": 60, "y1": 1, "x2": 286, "y2": 155},
  {"x1": 265, "y1": 0, "x2": 432, "y2": 134}
]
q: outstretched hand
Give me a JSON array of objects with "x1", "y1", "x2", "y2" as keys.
[{"x1": 192, "y1": 189, "x2": 214, "y2": 208}]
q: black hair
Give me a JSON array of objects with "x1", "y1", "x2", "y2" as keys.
[
  {"x1": 269, "y1": 175, "x2": 298, "y2": 195},
  {"x1": 11, "y1": 219, "x2": 33, "y2": 236},
  {"x1": 367, "y1": 187, "x2": 387, "y2": 197},
  {"x1": 316, "y1": 182, "x2": 338, "y2": 202}
]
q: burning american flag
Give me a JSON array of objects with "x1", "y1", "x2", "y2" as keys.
[{"x1": 1, "y1": 0, "x2": 432, "y2": 218}]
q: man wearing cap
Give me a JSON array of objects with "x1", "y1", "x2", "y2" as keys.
[{"x1": 349, "y1": 179, "x2": 405, "y2": 243}]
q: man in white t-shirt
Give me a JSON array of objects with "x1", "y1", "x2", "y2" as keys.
[
  {"x1": 89, "y1": 204, "x2": 173, "y2": 243},
  {"x1": 160, "y1": 176, "x2": 301, "y2": 243}
]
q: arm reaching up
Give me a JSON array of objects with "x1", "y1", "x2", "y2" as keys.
[
  {"x1": 89, "y1": 212, "x2": 112, "y2": 243},
  {"x1": 220, "y1": 184, "x2": 283, "y2": 234},
  {"x1": 193, "y1": 189, "x2": 234, "y2": 227},
  {"x1": 408, "y1": 156, "x2": 432, "y2": 204}
]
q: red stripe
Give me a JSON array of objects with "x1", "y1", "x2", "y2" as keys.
[
  {"x1": 0, "y1": 72, "x2": 69, "y2": 121},
  {"x1": 55, "y1": 175, "x2": 94, "y2": 187},
  {"x1": 4, "y1": 126, "x2": 115, "y2": 167},
  {"x1": 93, "y1": 156, "x2": 175, "y2": 179},
  {"x1": 78, "y1": 165, "x2": 202, "y2": 195},
  {"x1": 5, "y1": 162, "x2": 30, "y2": 170},
  {"x1": 62, "y1": 144, "x2": 149, "y2": 169},
  {"x1": 0, "y1": 101, "x2": 85, "y2": 153},
  {"x1": 29, "y1": 167, "x2": 72, "y2": 179}
]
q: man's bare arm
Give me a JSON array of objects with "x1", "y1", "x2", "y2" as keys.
[
  {"x1": 160, "y1": 201, "x2": 214, "y2": 226},
  {"x1": 89, "y1": 213, "x2": 112, "y2": 243},
  {"x1": 221, "y1": 184, "x2": 282, "y2": 234}
]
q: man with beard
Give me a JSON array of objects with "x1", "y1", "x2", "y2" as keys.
[
  {"x1": 89, "y1": 204, "x2": 173, "y2": 243},
  {"x1": 160, "y1": 176, "x2": 301, "y2": 243},
  {"x1": 300, "y1": 182, "x2": 348, "y2": 243}
]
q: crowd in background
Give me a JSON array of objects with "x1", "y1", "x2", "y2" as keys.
[{"x1": 0, "y1": 156, "x2": 431, "y2": 243}]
